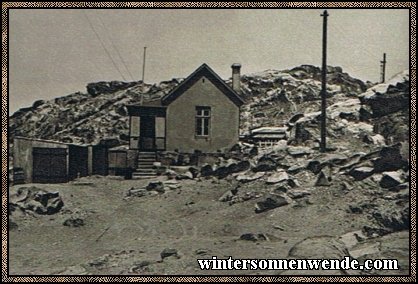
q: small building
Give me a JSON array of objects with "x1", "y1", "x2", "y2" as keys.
[
  {"x1": 12, "y1": 137, "x2": 109, "y2": 184},
  {"x1": 247, "y1": 127, "x2": 287, "y2": 148},
  {"x1": 127, "y1": 63, "x2": 244, "y2": 153}
]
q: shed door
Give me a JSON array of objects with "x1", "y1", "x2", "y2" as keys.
[{"x1": 33, "y1": 148, "x2": 67, "y2": 183}]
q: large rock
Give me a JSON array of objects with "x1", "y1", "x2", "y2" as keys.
[
  {"x1": 231, "y1": 160, "x2": 251, "y2": 173},
  {"x1": 348, "y1": 167, "x2": 374, "y2": 181},
  {"x1": 255, "y1": 194, "x2": 289, "y2": 213},
  {"x1": 214, "y1": 160, "x2": 242, "y2": 179},
  {"x1": 236, "y1": 172, "x2": 265, "y2": 183},
  {"x1": 200, "y1": 164, "x2": 214, "y2": 177},
  {"x1": 373, "y1": 144, "x2": 408, "y2": 172},
  {"x1": 379, "y1": 171, "x2": 404, "y2": 188},
  {"x1": 253, "y1": 156, "x2": 277, "y2": 172},
  {"x1": 176, "y1": 171, "x2": 194, "y2": 180},
  {"x1": 287, "y1": 189, "x2": 311, "y2": 199},
  {"x1": 10, "y1": 187, "x2": 64, "y2": 215},
  {"x1": 371, "y1": 205, "x2": 409, "y2": 233},
  {"x1": 266, "y1": 170, "x2": 289, "y2": 184},
  {"x1": 287, "y1": 146, "x2": 313, "y2": 157},
  {"x1": 315, "y1": 170, "x2": 330, "y2": 186},
  {"x1": 160, "y1": 248, "x2": 179, "y2": 259},
  {"x1": 188, "y1": 166, "x2": 200, "y2": 178},
  {"x1": 239, "y1": 233, "x2": 268, "y2": 242},
  {"x1": 360, "y1": 80, "x2": 409, "y2": 118},
  {"x1": 146, "y1": 181, "x2": 165, "y2": 193}
]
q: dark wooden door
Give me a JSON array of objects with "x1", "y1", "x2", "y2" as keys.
[
  {"x1": 140, "y1": 116, "x2": 156, "y2": 151},
  {"x1": 68, "y1": 145, "x2": 88, "y2": 180},
  {"x1": 33, "y1": 148, "x2": 67, "y2": 183}
]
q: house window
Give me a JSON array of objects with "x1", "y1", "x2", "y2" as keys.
[{"x1": 196, "y1": 106, "x2": 211, "y2": 136}]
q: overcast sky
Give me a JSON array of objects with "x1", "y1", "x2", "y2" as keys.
[{"x1": 9, "y1": 9, "x2": 409, "y2": 113}]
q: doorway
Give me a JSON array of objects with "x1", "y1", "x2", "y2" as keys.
[{"x1": 140, "y1": 116, "x2": 156, "y2": 151}]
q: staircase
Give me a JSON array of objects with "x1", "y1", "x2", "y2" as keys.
[{"x1": 132, "y1": 152, "x2": 158, "y2": 179}]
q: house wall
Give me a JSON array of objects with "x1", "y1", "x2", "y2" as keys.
[
  {"x1": 166, "y1": 75, "x2": 240, "y2": 153},
  {"x1": 13, "y1": 137, "x2": 69, "y2": 183}
]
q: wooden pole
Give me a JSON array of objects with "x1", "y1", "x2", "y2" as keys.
[
  {"x1": 381, "y1": 53, "x2": 386, "y2": 83},
  {"x1": 320, "y1": 10, "x2": 329, "y2": 153}
]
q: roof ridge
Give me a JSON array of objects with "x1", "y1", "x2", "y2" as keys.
[{"x1": 161, "y1": 63, "x2": 244, "y2": 107}]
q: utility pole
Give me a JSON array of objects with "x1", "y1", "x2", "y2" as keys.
[
  {"x1": 320, "y1": 10, "x2": 328, "y2": 153},
  {"x1": 142, "y1": 46, "x2": 147, "y2": 83},
  {"x1": 380, "y1": 53, "x2": 386, "y2": 83}
]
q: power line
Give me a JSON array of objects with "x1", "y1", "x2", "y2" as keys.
[
  {"x1": 83, "y1": 11, "x2": 127, "y2": 81},
  {"x1": 96, "y1": 14, "x2": 135, "y2": 81}
]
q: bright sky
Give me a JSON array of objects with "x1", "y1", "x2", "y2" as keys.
[{"x1": 9, "y1": 9, "x2": 410, "y2": 113}]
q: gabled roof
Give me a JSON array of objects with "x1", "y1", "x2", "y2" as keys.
[{"x1": 161, "y1": 63, "x2": 244, "y2": 107}]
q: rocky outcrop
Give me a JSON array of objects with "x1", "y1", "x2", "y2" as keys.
[{"x1": 86, "y1": 81, "x2": 137, "y2": 97}]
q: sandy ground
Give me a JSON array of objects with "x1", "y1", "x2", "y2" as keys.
[{"x1": 8, "y1": 175, "x2": 410, "y2": 276}]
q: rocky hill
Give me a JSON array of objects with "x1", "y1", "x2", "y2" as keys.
[{"x1": 9, "y1": 65, "x2": 379, "y2": 146}]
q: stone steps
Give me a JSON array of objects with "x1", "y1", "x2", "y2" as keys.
[{"x1": 133, "y1": 152, "x2": 158, "y2": 178}]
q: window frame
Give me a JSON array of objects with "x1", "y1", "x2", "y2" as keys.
[{"x1": 195, "y1": 106, "x2": 211, "y2": 137}]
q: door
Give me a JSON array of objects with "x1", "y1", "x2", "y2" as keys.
[
  {"x1": 68, "y1": 145, "x2": 88, "y2": 180},
  {"x1": 140, "y1": 116, "x2": 156, "y2": 151},
  {"x1": 33, "y1": 148, "x2": 67, "y2": 183}
]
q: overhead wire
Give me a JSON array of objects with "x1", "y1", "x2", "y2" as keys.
[
  {"x1": 83, "y1": 11, "x2": 127, "y2": 81},
  {"x1": 96, "y1": 14, "x2": 135, "y2": 82}
]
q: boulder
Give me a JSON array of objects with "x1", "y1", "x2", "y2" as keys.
[
  {"x1": 373, "y1": 144, "x2": 408, "y2": 172},
  {"x1": 266, "y1": 170, "x2": 289, "y2": 184},
  {"x1": 253, "y1": 156, "x2": 277, "y2": 172},
  {"x1": 307, "y1": 160, "x2": 322, "y2": 174},
  {"x1": 236, "y1": 172, "x2": 265, "y2": 183},
  {"x1": 200, "y1": 164, "x2": 214, "y2": 177},
  {"x1": 315, "y1": 170, "x2": 330, "y2": 186},
  {"x1": 160, "y1": 248, "x2": 179, "y2": 259},
  {"x1": 287, "y1": 163, "x2": 307, "y2": 174},
  {"x1": 146, "y1": 181, "x2": 165, "y2": 193},
  {"x1": 361, "y1": 82, "x2": 409, "y2": 118},
  {"x1": 240, "y1": 233, "x2": 268, "y2": 242},
  {"x1": 176, "y1": 171, "x2": 194, "y2": 180},
  {"x1": 233, "y1": 160, "x2": 251, "y2": 173},
  {"x1": 379, "y1": 171, "x2": 404, "y2": 188},
  {"x1": 10, "y1": 187, "x2": 64, "y2": 215},
  {"x1": 348, "y1": 167, "x2": 374, "y2": 181},
  {"x1": 371, "y1": 205, "x2": 409, "y2": 233},
  {"x1": 287, "y1": 146, "x2": 312, "y2": 157},
  {"x1": 127, "y1": 188, "x2": 148, "y2": 197},
  {"x1": 219, "y1": 190, "x2": 236, "y2": 202},
  {"x1": 287, "y1": 189, "x2": 311, "y2": 199},
  {"x1": 255, "y1": 194, "x2": 289, "y2": 213},
  {"x1": 188, "y1": 166, "x2": 200, "y2": 178},
  {"x1": 165, "y1": 169, "x2": 178, "y2": 179}
]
